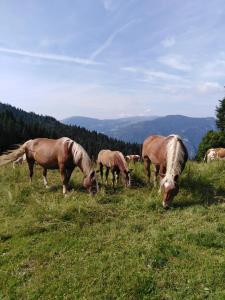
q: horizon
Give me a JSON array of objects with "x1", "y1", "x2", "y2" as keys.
[{"x1": 0, "y1": 1, "x2": 225, "y2": 119}]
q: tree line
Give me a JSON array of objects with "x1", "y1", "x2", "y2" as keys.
[
  {"x1": 196, "y1": 96, "x2": 225, "y2": 160},
  {"x1": 0, "y1": 102, "x2": 140, "y2": 158}
]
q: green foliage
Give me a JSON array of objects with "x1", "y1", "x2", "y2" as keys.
[
  {"x1": 216, "y1": 97, "x2": 225, "y2": 132},
  {"x1": 196, "y1": 130, "x2": 225, "y2": 160},
  {"x1": 0, "y1": 102, "x2": 139, "y2": 157},
  {"x1": 0, "y1": 161, "x2": 225, "y2": 299}
]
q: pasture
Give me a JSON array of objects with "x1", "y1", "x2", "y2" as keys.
[{"x1": 0, "y1": 161, "x2": 225, "y2": 299}]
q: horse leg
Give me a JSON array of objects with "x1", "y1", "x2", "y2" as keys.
[
  {"x1": 99, "y1": 163, "x2": 104, "y2": 183},
  {"x1": 144, "y1": 157, "x2": 151, "y2": 182},
  {"x1": 59, "y1": 164, "x2": 68, "y2": 195},
  {"x1": 27, "y1": 159, "x2": 35, "y2": 183},
  {"x1": 154, "y1": 165, "x2": 160, "y2": 187},
  {"x1": 116, "y1": 170, "x2": 120, "y2": 185},
  {"x1": 42, "y1": 168, "x2": 49, "y2": 188},
  {"x1": 112, "y1": 170, "x2": 116, "y2": 189},
  {"x1": 65, "y1": 167, "x2": 75, "y2": 190},
  {"x1": 105, "y1": 167, "x2": 110, "y2": 185}
]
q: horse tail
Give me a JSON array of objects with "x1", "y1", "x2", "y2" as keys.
[{"x1": 0, "y1": 142, "x2": 28, "y2": 167}]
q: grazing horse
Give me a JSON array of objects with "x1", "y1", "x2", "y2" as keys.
[
  {"x1": 204, "y1": 148, "x2": 225, "y2": 162},
  {"x1": 142, "y1": 135, "x2": 188, "y2": 208},
  {"x1": 13, "y1": 153, "x2": 26, "y2": 168},
  {"x1": 125, "y1": 154, "x2": 140, "y2": 164},
  {"x1": 97, "y1": 150, "x2": 131, "y2": 188},
  {"x1": 0, "y1": 137, "x2": 98, "y2": 195}
]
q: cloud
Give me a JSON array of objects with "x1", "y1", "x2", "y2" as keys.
[
  {"x1": 158, "y1": 55, "x2": 191, "y2": 71},
  {"x1": 197, "y1": 81, "x2": 223, "y2": 94},
  {"x1": 161, "y1": 37, "x2": 176, "y2": 48},
  {"x1": 122, "y1": 66, "x2": 186, "y2": 82},
  {"x1": 0, "y1": 47, "x2": 99, "y2": 65},
  {"x1": 89, "y1": 20, "x2": 137, "y2": 60}
]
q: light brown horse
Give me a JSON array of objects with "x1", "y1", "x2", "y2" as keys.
[
  {"x1": 0, "y1": 137, "x2": 98, "y2": 195},
  {"x1": 204, "y1": 148, "x2": 225, "y2": 162},
  {"x1": 142, "y1": 135, "x2": 188, "y2": 208},
  {"x1": 125, "y1": 154, "x2": 140, "y2": 164},
  {"x1": 97, "y1": 150, "x2": 131, "y2": 188}
]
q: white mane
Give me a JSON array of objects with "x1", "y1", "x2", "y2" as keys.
[{"x1": 160, "y1": 135, "x2": 186, "y2": 189}]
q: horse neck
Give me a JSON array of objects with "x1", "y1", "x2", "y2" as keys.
[
  {"x1": 72, "y1": 142, "x2": 92, "y2": 177},
  {"x1": 116, "y1": 153, "x2": 128, "y2": 174},
  {"x1": 165, "y1": 136, "x2": 184, "y2": 180}
]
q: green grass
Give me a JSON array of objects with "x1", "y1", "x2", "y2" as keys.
[{"x1": 0, "y1": 161, "x2": 225, "y2": 299}]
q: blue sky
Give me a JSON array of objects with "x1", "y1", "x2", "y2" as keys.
[{"x1": 0, "y1": 0, "x2": 225, "y2": 119}]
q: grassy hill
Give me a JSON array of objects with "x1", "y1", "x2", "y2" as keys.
[{"x1": 0, "y1": 161, "x2": 225, "y2": 299}]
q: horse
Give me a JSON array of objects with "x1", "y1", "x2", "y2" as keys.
[
  {"x1": 125, "y1": 154, "x2": 140, "y2": 164},
  {"x1": 204, "y1": 148, "x2": 225, "y2": 162},
  {"x1": 97, "y1": 150, "x2": 131, "y2": 188},
  {"x1": 13, "y1": 153, "x2": 26, "y2": 168},
  {"x1": 0, "y1": 137, "x2": 98, "y2": 195},
  {"x1": 142, "y1": 134, "x2": 188, "y2": 208}
]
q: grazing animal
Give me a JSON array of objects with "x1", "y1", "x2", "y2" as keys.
[
  {"x1": 13, "y1": 153, "x2": 26, "y2": 168},
  {"x1": 125, "y1": 154, "x2": 140, "y2": 164},
  {"x1": 97, "y1": 150, "x2": 131, "y2": 188},
  {"x1": 204, "y1": 148, "x2": 225, "y2": 162},
  {"x1": 142, "y1": 135, "x2": 188, "y2": 208},
  {"x1": 0, "y1": 137, "x2": 98, "y2": 195}
]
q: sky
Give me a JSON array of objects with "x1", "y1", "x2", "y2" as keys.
[{"x1": 0, "y1": 0, "x2": 225, "y2": 119}]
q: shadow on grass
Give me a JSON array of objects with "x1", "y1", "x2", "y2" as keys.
[{"x1": 174, "y1": 172, "x2": 225, "y2": 209}]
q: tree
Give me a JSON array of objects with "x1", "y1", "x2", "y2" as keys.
[
  {"x1": 196, "y1": 130, "x2": 225, "y2": 160},
  {"x1": 216, "y1": 97, "x2": 225, "y2": 132}
]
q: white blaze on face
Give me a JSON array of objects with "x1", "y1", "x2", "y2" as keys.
[{"x1": 164, "y1": 182, "x2": 170, "y2": 189}]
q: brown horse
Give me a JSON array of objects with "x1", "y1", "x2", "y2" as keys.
[
  {"x1": 0, "y1": 137, "x2": 98, "y2": 195},
  {"x1": 142, "y1": 135, "x2": 188, "y2": 208},
  {"x1": 97, "y1": 150, "x2": 131, "y2": 188}
]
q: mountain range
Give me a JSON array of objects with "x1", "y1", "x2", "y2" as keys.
[{"x1": 62, "y1": 115, "x2": 217, "y2": 157}]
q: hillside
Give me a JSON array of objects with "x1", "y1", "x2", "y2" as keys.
[
  {"x1": 0, "y1": 103, "x2": 139, "y2": 157},
  {"x1": 62, "y1": 115, "x2": 216, "y2": 157},
  {"x1": 0, "y1": 161, "x2": 225, "y2": 298}
]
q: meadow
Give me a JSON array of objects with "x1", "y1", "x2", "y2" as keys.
[{"x1": 0, "y1": 160, "x2": 225, "y2": 299}]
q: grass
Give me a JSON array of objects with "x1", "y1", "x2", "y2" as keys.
[{"x1": 0, "y1": 161, "x2": 225, "y2": 299}]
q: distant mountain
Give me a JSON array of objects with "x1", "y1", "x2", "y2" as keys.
[
  {"x1": 62, "y1": 115, "x2": 158, "y2": 134},
  {"x1": 62, "y1": 115, "x2": 216, "y2": 157},
  {"x1": 0, "y1": 103, "x2": 139, "y2": 157}
]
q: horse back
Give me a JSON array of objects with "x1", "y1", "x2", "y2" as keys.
[{"x1": 25, "y1": 138, "x2": 73, "y2": 169}]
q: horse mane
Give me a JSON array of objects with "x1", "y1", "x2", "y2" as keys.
[
  {"x1": 114, "y1": 151, "x2": 128, "y2": 173},
  {"x1": 67, "y1": 138, "x2": 93, "y2": 176},
  {"x1": 160, "y1": 135, "x2": 187, "y2": 188}
]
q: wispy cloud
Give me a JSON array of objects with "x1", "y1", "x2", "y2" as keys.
[
  {"x1": 161, "y1": 36, "x2": 175, "y2": 48},
  {"x1": 122, "y1": 66, "x2": 186, "y2": 82},
  {"x1": 89, "y1": 20, "x2": 137, "y2": 60},
  {"x1": 197, "y1": 81, "x2": 223, "y2": 94},
  {"x1": 0, "y1": 47, "x2": 99, "y2": 65},
  {"x1": 158, "y1": 55, "x2": 191, "y2": 71}
]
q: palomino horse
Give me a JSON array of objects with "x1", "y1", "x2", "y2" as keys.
[
  {"x1": 97, "y1": 150, "x2": 131, "y2": 188},
  {"x1": 142, "y1": 135, "x2": 188, "y2": 208},
  {"x1": 0, "y1": 137, "x2": 98, "y2": 195},
  {"x1": 125, "y1": 154, "x2": 140, "y2": 164},
  {"x1": 204, "y1": 148, "x2": 225, "y2": 162}
]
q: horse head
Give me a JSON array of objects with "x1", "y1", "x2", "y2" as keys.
[
  {"x1": 83, "y1": 170, "x2": 98, "y2": 195},
  {"x1": 160, "y1": 175, "x2": 179, "y2": 208},
  {"x1": 123, "y1": 169, "x2": 132, "y2": 187}
]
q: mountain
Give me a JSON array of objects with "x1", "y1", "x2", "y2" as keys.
[
  {"x1": 62, "y1": 115, "x2": 216, "y2": 157},
  {"x1": 62, "y1": 116, "x2": 158, "y2": 135},
  {"x1": 0, "y1": 103, "x2": 139, "y2": 157}
]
